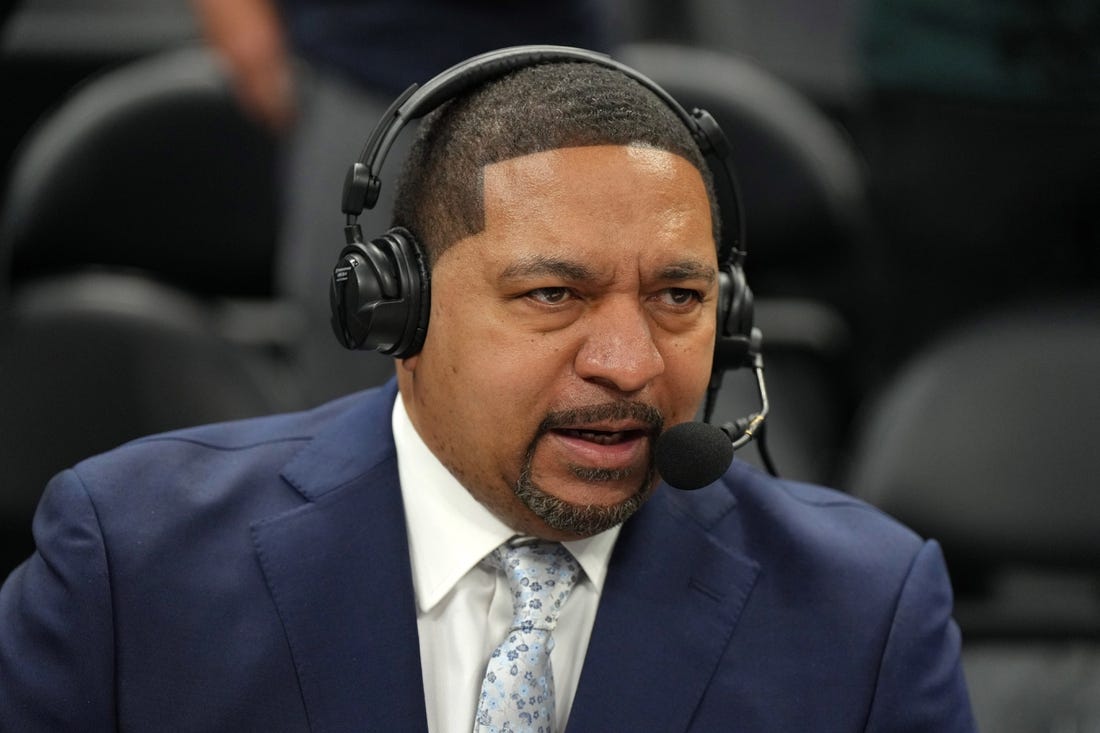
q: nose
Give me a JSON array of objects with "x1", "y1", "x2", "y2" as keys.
[{"x1": 574, "y1": 298, "x2": 665, "y2": 393}]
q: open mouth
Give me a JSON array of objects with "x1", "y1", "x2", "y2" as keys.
[
  {"x1": 554, "y1": 428, "x2": 648, "y2": 445},
  {"x1": 547, "y1": 425, "x2": 653, "y2": 469},
  {"x1": 535, "y1": 402, "x2": 663, "y2": 472}
]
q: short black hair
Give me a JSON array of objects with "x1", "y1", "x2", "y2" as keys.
[{"x1": 391, "y1": 61, "x2": 720, "y2": 266}]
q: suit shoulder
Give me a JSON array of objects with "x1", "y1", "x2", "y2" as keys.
[
  {"x1": 732, "y1": 459, "x2": 918, "y2": 531},
  {"x1": 48, "y1": 386, "x2": 395, "y2": 548},
  {"x1": 716, "y1": 461, "x2": 927, "y2": 575},
  {"x1": 132, "y1": 388, "x2": 370, "y2": 451},
  {"x1": 68, "y1": 386, "x2": 388, "y2": 493}
]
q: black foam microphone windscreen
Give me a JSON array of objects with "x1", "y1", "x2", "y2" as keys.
[{"x1": 655, "y1": 421, "x2": 734, "y2": 490}]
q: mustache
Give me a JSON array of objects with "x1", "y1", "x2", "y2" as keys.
[{"x1": 536, "y1": 401, "x2": 665, "y2": 436}]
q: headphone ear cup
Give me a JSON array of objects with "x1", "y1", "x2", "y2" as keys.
[
  {"x1": 329, "y1": 227, "x2": 430, "y2": 358},
  {"x1": 714, "y1": 264, "x2": 755, "y2": 371},
  {"x1": 727, "y1": 264, "x2": 754, "y2": 339}
]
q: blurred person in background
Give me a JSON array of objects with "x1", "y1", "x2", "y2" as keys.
[{"x1": 191, "y1": 0, "x2": 617, "y2": 404}]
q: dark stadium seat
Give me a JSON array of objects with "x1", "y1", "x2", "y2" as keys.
[
  {"x1": 0, "y1": 273, "x2": 289, "y2": 576},
  {"x1": 0, "y1": 45, "x2": 280, "y2": 300},
  {"x1": 0, "y1": 45, "x2": 302, "y2": 576},
  {"x1": 841, "y1": 298, "x2": 1100, "y2": 732}
]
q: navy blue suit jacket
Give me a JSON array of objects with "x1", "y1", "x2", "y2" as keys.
[{"x1": 0, "y1": 381, "x2": 975, "y2": 731}]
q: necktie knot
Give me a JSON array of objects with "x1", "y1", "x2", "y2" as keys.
[{"x1": 491, "y1": 541, "x2": 579, "y2": 635}]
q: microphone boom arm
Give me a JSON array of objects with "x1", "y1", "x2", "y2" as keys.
[{"x1": 724, "y1": 350, "x2": 769, "y2": 451}]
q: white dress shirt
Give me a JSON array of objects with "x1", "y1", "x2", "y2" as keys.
[{"x1": 392, "y1": 396, "x2": 620, "y2": 733}]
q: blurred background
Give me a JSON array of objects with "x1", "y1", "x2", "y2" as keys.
[{"x1": 0, "y1": 1, "x2": 1098, "y2": 729}]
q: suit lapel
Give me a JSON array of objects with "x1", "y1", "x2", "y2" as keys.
[
  {"x1": 567, "y1": 483, "x2": 760, "y2": 731},
  {"x1": 251, "y1": 383, "x2": 429, "y2": 732}
]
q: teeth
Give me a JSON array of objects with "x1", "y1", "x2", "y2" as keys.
[{"x1": 562, "y1": 429, "x2": 626, "y2": 445}]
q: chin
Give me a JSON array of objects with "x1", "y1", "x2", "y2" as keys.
[{"x1": 514, "y1": 473, "x2": 653, "y2": 538}]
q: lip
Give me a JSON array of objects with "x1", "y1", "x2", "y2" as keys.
[{"x1": 543, "y1": 424, "x2": 652, "y2": 470}]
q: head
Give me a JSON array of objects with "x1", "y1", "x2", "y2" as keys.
[{"x1": 392, "y1": 60, "x2": 722, "y2": 540}]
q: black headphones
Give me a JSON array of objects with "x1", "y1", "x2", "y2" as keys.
[{"x1": 330, "y1": 45, "x2": 760, "y2": 376}]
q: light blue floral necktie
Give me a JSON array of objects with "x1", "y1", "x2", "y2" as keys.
[{"x1": 474, "y1": 540, "x2": 580, "y2": 733}]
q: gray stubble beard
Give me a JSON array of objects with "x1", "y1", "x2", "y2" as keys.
[{"x1": 513, "y1": 401, "x2": 662, "y2": 536}]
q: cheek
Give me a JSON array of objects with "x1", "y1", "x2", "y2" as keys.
[
  {"x1": 433, "y1": 342, "x2": 568, "y2": 490},
  {"x1": 427, "y1": 325, "x2": 567, "y2": 428},
  {"x1": 660, "y1": 335, "x2": 716, "y2": 420}
]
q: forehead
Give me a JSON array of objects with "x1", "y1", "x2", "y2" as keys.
[
  {"x1": 484, "y1": 144, "x2": 707, "y2": 210},
  {"x1": 470, "y1": 144, "x2": 716, "y2": 271}
]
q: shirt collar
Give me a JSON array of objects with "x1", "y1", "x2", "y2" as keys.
[{"x1": 392, "y1": 395, "x2": 620, "y2": 614}]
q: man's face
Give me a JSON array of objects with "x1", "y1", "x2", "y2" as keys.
[{"x1": 398, "y1": 144, "x2": 717, "y2": 540}]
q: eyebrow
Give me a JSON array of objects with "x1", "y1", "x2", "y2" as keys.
[
  {"x1": 660, "y1": 260, "x2": 718, "y2": 285},
  {"x1": 499, "y1": 254, "x2": 717, "y2": 285},
  {"x1": 499, "y1": 254, "x2": 596, "y2": 283}
]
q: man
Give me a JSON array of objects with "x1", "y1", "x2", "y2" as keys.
[{"x1": 0, "y1": 54, "x2": 976, "y2": 731}]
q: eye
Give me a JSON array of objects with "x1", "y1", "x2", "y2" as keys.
[
  {"x1": 658, "y1": 288, "x2": 704, "y2": 307},
  {"x1": 526, "y1": 287, "x2": 573, "y2": 305}
]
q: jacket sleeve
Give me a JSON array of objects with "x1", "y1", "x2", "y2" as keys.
[
  {"x1": 864, "y1": 539, "x2": 978, "y2": 733},
  {"x1": 0, "y1": 469, "x2": 117, "y2": 732}
]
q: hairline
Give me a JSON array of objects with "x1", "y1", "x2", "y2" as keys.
[{"x1": 390, "y1": 62, "x2": 723, "y2": 267}]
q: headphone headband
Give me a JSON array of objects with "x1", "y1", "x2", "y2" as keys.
[{"x1": 340, "y1": 44, "x2": 746, "y2": 266}]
